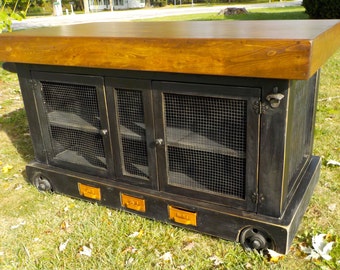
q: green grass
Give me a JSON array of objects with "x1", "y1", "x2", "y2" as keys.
[
  {"x1": 136, "y1": 6, "x2": 309, "y2": 21},
  {"x1": 1, "y1": 7, "x2": 340, "y2": 270}
]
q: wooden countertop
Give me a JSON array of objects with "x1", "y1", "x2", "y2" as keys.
[{"x1": 0, "y1": 20, "x2": 340, "y2": 79}]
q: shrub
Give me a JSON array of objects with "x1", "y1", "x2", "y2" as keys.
[
  {"x1": 27, "y1": 5, "x2": 53, "y2": 16},
  {"x1": 302, "y1": 0, "x2": 340, "y2": 19},
  {"x1": 0, "y1": 10, "x2": 12, "y2": 33},
  {"x1": 151, "y1": 0, "x2": 166, "y2": 7},
  {"x1": 0, "y1": 10, "x2": 25, "y2": 33}
]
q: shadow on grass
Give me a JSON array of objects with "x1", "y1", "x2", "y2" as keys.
[
  {"x1": 0, "y1": 108, "x2": 34, "y2": 163},
  {"x1": 193, "y1": 11, "x2": 309, "y2": 21},
  {"x1": 234, "y1": 11, "x2": 309, "y2": 20}
]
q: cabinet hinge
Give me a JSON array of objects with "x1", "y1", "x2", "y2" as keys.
[
  {"x1": 253, "y1": 100, "x2": 268, "y2": 115},
  {"x1": 29, "y1": 79, "x2": 39, "y2": 90},
  {"x1": 251, "y1": 192, "x2": 264, "y2": 204},
  {"x1": 27, "y1": 79, "x2": 35, "y2": 86}
]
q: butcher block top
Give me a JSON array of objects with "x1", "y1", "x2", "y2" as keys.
[{"x1": 1, "y1": 20, "x2": 340, "y2": 79}]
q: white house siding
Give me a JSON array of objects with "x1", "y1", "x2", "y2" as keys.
[{"x1": 89, "y1": 0, "x2": 145, "y2": 10}]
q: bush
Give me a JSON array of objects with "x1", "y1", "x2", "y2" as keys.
[
  {"x1": 302, "y1": 0, "x2": 340, "y2": 19},
  {"x1": 0, "y1": 11, "x2": 12, "y2": 33},
  {"x1": 27, "y1": 5, "x2": 53, "y2": 16},
  {"x1": 0, "y1": 9, "x2": 25, "y2": 33},
  {"x1": 151, "y1": 0, "x2": 166, "y2": 7}
]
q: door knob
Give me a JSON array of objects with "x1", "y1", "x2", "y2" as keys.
[
  {"x1": 100, "y1": 129, "x2": 108, "y2": 136},
  {"x1": 155, "y1": 138, "x2": 164, "y2": 146}
]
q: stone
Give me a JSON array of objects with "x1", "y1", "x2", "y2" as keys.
[{"x1": 218, "y1": 7, "x2": 248, "y2": 16}]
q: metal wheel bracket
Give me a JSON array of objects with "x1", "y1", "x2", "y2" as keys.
[
  {"x1": 32, "y1": 173, "x2": 53, "y2": 192},
  {"x1": 239, "y1": 226, "x2": 275, "y2": 252}
]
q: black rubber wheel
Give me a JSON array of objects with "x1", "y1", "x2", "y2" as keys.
[
  {"x1": 239, "y1": 227, "x2": 274, "y2": 251},
  {"x1": 32, "y1": 173, "x2": 53, "y2": 192}
]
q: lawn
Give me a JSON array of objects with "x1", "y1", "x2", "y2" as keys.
[
  {"x1": 1, "y1": 6, "x2": 340, "y2": 270},
  {"x1": 136, "y1": 6, "x2": 309, "y2": 21}
]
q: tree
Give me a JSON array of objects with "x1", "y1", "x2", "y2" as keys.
[
  {"x1": 0, "y1": 10, "x2": 12, "y2": 33},
  {"x1": 0, "y1": 0, "x2": 27, "y2": 33},
  {"x1": 303, "y1": 0, "x2": 340, "y2": 19},
  {"x1": 83, "y1": 0, "x2": 89, "y2": 13}
]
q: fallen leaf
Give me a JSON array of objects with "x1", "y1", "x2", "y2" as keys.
[
  {"x1": 159, "y1": 252, "x2": 173, "y2": 262},
  {"x1": 14, "y1": 184, "x2": 22, "y2": 191},
  {"x1": 122, "y1": 246, "x2": 138, "y2": 254},
  {"x1": 183, "y1": 241, "x2": 195, "y2": 251},
  {"x1": 125, "y1": 257, "x2": 134, "y2": 266},
  {"x1": 245, "y1": 262, "x2": 253, "y2": 269},
  {"x1": 128, "y1": 230, "x2": 143, "y2": 238},
  {"x1": 68, "y1": 203, "x2": 76, "y2": 209},
  {"x1": 326, "y1": 160, "x2": 340, "y2": 167},
  {"x1": 312, "y1": 234, "x2": 334, "y2": 261},
  {"x1": 305, "y1": 249, "x2": 322, "y2": 261},
  {"x1": 209, "y1": 255, "x2": 223, "y2": 266},
  {"x1": 10, "y1": 220, "x2": 26, "y2": 230},
  {"x1": 299, "y1": 243, "x2": 313, "y2": 255},
  {"x1": 328, "y1": 203, "x2": 336, "y2": 212},
  {"x1": 78, "y1": 245, "x2": 92, "y2": 257},
  {"x1": 128, "y1": 231, "x2": 139, "y2": 238},
  {"x1": 266, "y1": 249, "x2": 284, "y2": 263},
  {"x1": 59, "y1": 239, "x2": 70, "y2": 252},
  {"x1": 300, "y1": 234, "x2": 335, "y2": 261},
  {"x1": 2, "y1": 165, "x2": 13, "y2": 173},
  {"x1": 60, "y1": 220, "x2": 70, "y2": 231}
]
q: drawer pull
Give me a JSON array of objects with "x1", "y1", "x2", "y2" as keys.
[
  {"x1": 78, "y1": 183, "x2": 101, "y2": 201},
  {"x1": 168, "y1": 205, "x2": 197, "y2": 226},
  {"x1": 121, "y1": 193, "x2": 146, "y2": 212}
]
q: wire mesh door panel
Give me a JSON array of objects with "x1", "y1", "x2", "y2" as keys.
[
  {"x1": 106, "y1": 77, "x2": 156, "y2": 188},
  {"x1": 164, "y1": 93, "x2": 246, "y2": 197},
  {"x1": 153, "y1": 81, "x2": 260, "y2": 210},
  {"x1": 33, "y1": 72, "x2": 110, "y2": 176},
  {"x1": 116, "y1": 89, "x2": 150, "y2": 180}
]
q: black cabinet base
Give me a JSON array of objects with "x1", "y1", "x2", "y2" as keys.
[{"x1": 26, "y1": 156, "x2": 320, "y2": 254}]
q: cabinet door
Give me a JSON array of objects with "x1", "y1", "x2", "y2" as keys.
[
  {"x1": 105, "y1": 78, "x2": 157, "y2": 189},
  {"x1": 31, "y1": 72, "x2": 112, "y2": 177},
  {"x1": 153, "y1": 82, "x2": 261, "y2": 211}
]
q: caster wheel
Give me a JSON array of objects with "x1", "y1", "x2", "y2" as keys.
[
  {"x1": 239, "y1": 227, "x2": 274, "y2": 251},
  {"x1": 32, "y1": 173, "x2": 53, "y2": 192}
]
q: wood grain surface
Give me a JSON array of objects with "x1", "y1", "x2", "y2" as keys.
[{"x1": 1, "y1": 20, "x2": 339, "y2": 79}]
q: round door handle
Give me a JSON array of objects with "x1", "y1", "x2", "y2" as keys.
[
  {"x1": 100, "y1": 129, "x2": 108, "y2": 136},
  {"x1": 155, "y1": 138, "x2": 164, "y2": 146}
]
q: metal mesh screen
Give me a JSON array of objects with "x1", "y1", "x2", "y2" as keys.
[
  {"x1": 116, "y1": 89, "x2": 149, "y2": 179},
  {"x1": 164, "y1": 93, "x2": 247, "y2": 198},
  {"x1": 40, "y1": 81, "x2": 107, "y2": 169}
]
